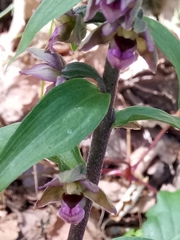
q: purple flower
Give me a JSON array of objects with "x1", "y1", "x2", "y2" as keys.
[
  {"x1": 36, "y1": 165, "x2": 117, "y2": 225},
  {"x1": 80, "y1": 23, "x2": 157, "y2": 72},
  {"x1": 20, "y1": 48, "x2": 66, "y2": 87},
  {"x1": 85, "y1": 0, "x2": 142, "y2": 29},
  {"x1": 107, "y1": 38, "x2": 137, "y2": 70},
  {"x1": 47, "y1": 25, "x2": 71, "y2": 54},
  {"x1": 46, "y1": 13, "x2": 86, "y2": 53}
]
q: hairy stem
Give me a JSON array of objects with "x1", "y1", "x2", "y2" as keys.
[{"x1": 67, "y1": 59, "x2": 119, "y2": 240}]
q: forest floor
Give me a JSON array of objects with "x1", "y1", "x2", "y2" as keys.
[{"x1": 1, "y1": 1, "x2": 180, "y2": 240}]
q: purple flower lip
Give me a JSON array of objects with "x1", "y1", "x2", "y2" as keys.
[
  {"x1": 107, "y1": 42, "x2": 136, "y2": 70},
  {"x1": 58, "y1": 197, "x2": 85, "y2": 225},
  {"x1": 62, "y1": 193, "x2": 84, "y2": 208}
]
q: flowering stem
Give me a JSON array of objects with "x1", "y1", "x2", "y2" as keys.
[{"x1": 67, "y1": 59, "x2": 119, "y2": 240}]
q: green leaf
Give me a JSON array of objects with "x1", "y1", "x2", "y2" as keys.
[
  {"x1": 0, "y1": 3, "x2": 14, "y2": 19},
  {"x1": 113, "y1": 106, "x2": 180, "y2": 129},
  {"x1": 143, "y1": 190, "x2": 180, "y2": 240},
  {"x1": 0, "y1": 124, "x2": 84, "y2": 172},
  {"x1": 144, "y1": 17, "x2": 180, "y2": 107},
  {"x1": 112, "y1": 237, "x2": 152, "y2": 240},
  {"x1": 0, "y1": 123, "x2": 20, "y2": 153},
  {"x1": 62, "y1": 62, "x2": 106, "y2": 91},
  {"x1": 8, "y1": 0, "x2": 81, "y2": 65},
  {"x1": 49, "y1": 146, "x2": 86, "y2": 171},
  {"x1": 0, "y1": 78, "x2": 110, "y2": 191}
]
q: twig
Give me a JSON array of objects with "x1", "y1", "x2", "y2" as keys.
[
  {"x1": 132, "y1": 124, "x2": 170, "y2": 170},
  {"x1": 33, "y1": 164, "x2": 38, "y2": 197}
]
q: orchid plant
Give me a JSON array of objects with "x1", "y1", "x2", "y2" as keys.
[{"x1": 1, "y1": 0, "x2": 180, "y2": 240}]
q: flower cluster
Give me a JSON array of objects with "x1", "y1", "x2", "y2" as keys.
[
  {"x1": 81, "y1": 0, "x2": 157, "y2": 72},
  {"x1": 36, "y1": 165, "x2": 116, "y2": 225},
  {"x1": 20, "y1": 1, "x2": 157, "y2": 86}
]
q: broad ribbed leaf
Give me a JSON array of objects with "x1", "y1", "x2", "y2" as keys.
[
  {"x1": 143, "y1": 190, "x2": 180, "y2": 240},
  {"x1": 50, "y1": 146, "x2": 86, "y2": 171},
  {"x1": 0, "y1": 123, "x2": 20, "y2": 153},
  {"x1": 0, "y1": 125, "x2": 85, "y2": 171},
  {"x1": 113, "y1": 106, "x2": 180, "y2": 129},
  {"x1": 9, "y1": 0, "x2": 81, "y2": 65},
  {"x1": 144, "y1": 17, "x2": 180, "y2": 107},
  {"x1": 62, "y1": 62, "x2": 106, "y2": 91},
  {"x1": 0, "y1": 78, "x2": 110, "y2": 191}
]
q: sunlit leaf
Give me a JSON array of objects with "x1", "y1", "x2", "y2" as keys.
[
  {"x1": 49, "y1": 146, "x2": 86, "y2": 171},
  {"x1": 0, "y1": 78, "x2": 110, "y2": 191},
  {"x1": 113, "y1": 106, "x2": 180, "y2": 129},
  {"x1": 62, "y1": 62, "x2": 105, "y2": 91},
  {"x1": 0, "y1": 123, "x2": 20, "y2": 153},
  {"x1": 143, "y1": 190, "x2": 180, "y2": 240},
  {"x1": 144, "y1": 17, "x2": 180, "y2": 107}
]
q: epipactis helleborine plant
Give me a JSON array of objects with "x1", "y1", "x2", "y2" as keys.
[{"x1": 36, "y1": 165, "x2": 117, "y2": 225}]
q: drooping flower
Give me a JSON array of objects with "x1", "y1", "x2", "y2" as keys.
[
  {"x1": 85, "y1": 0, "x2": 142, "y2": 30},
  {"x1": 20, "y1": 48, "x2": 66, "y2": 88},
  {"x1": 36, "y1": 165, "x2": 117, "y2": 225},
  {"x1": 80, "y1": 16, "x2": 157, "y2": 72},
  {"x1": 46, "y1": 11, "x2": 86, "y2": 53}
]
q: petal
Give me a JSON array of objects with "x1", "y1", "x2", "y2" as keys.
[
  {"x1": 20, "y1": 63, "x2": 59, "y2": 82},
  {"x1": 84, "y1": 0, "x2": 100, "y2": 22},
  {"x1": 72, "y1": 14, "x2": 86, "y2": 46},
  {"x1": 123, "y1": 0, "x2": 142, "y2": 30},
  {"x1": 107, "y1": 46, "x2": 136, "y2": 70},
  {"x1": 120, "y1": 0, "x2": 136, "y2": 12},
  {"x1": 80, "y1": 23, "x2": 115, "y2": 51},
  {"x1": 133, "y1": 16, "x2": 147, "y2": 34},
  {"x1": 83, "y1": 188, "x2": 117, "y2": 214},
  {"x1": 102, "y1": 21, "x2": 120, "y2": 36},
  {"x1": 27, "y1": 47, "x2": 65, "y2": 70},
  {"x1": 100, "y1": 1, "x2": 123, "y2": 23},
  {"x1": 58, "y1": 164, "x2": 86, "y2": 184},
  {"x1": 38, "y1": 178, "x2": 63, "y2": 190},
  {"x1": 79, "y1": 179, "x2": 99, "y2": 193},
  {"x1": 58, "y1": 199, "x2": 85, "y2": 225},
  {"x1": 55, "y1": 76, "x2": 66, "y2": 86},
  {"x1": 46, "y1": 26, "x2": 61, "y2": 53},
  {"x1": 142, "y1": 29, "x2": 155, "y2": 52},
  {"x1": 46, "y1": 20, "x2": 74, "y2": 52},
  {"x1": 35, "y1": 187, "x2": 64, "y2": 208},
  {"x1": 136, "y1": 32, "x2": 158, "y2": 73}
]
